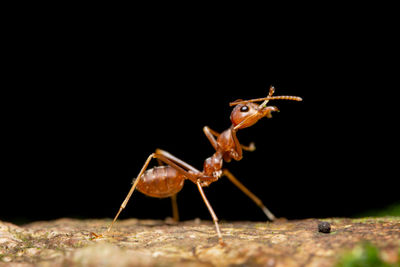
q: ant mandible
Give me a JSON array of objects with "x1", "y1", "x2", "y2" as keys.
[{"x1": 99, "y1": 86, "x2": 302, "y2": 245}]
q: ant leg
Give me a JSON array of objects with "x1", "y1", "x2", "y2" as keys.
[
  {"x1": 155, "y1": 151, "x2": 218, "y2": 186},
  {"x1": 155, "y1": 149, "x2": 202, "y2": 174},
  {"x1": 102, "y1": 150, "x2": 214, "y2": 237},
  {"x1": 170, "y1": 194, "x2": 179, "y2": 222},
  {"x1": 222, "y1": 169, "x2": 276, "y2": 221},
  {"x1": 204, "y1": 126, "x2": 255, "y2": 152},
  {"x1": 154, "y1": 149, "x2": 223, "y2": 243},
  {"x1": 241, "y1": 142, "x2": 256, "y2": 152},
  {"x1": 196, "y1": 181, "x2": 224, "y2": 245},
  {"x1": 109, "y1": 149, "x2": 206, "y2": 232},
  {"x1": 204, "y1": 126, "x2": 221, "y2": 138},
  {"x1": 154, "y1": 150, "x2": 217, "y2": 185},
  {"x1": 203, "y1": 126, "x2": 219, "y2": 150},
  {"x1": 106, "y1": 153, "x2": 156, "y2": 233}
]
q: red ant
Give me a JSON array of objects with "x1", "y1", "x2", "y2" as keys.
[{"x1": 97, "y1": 86, "x2": 302, "y2": 245}]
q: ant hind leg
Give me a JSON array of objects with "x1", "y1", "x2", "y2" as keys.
[
  {"x1": 107, "y1": 153, "x2": 157, "y2": 233},
  {"x1": 170, "y1": 194, "x2": 179, "y2": 222}
]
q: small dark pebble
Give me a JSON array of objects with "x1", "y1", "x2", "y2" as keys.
[{"x1": 318, "y1": 221, "x2": 331, "y2": 233}]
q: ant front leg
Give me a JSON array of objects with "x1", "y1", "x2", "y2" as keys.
[
  {"x1": 203, "y1": 126, "x2": 256, "y2": 152},
  {"x1": 241, "y1": 142, "x2": 256, "y2": 152},
  {"x1": 203, "y1": 126, "x2": 219, "y2": 151}
]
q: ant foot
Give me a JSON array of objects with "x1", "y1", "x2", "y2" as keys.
[
  {"x1": 218, "y1": 238, "x2": 227, "y2": 247},
  {"x1": 164, "y1": 217, "x2": 179, "y2": 225},
  {"x1": 273, "y1": 217, "x2": 288, "y2": 223},
  {"x1": 261, "y1": 206, "x2": 276, "y2": 221},
  {"x1": 89, "y1": 232, "x2": 103, "y2": 240},
  {"x1": 241, "y1": 142, "x2": 256, "y2": 151},
  {"x1": 248, "y1": 142, "x2": 256, "y2": 151}
]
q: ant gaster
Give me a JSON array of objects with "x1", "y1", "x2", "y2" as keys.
[{"x1": 97, "y1": 86, "x2": 302, "y2": 245}]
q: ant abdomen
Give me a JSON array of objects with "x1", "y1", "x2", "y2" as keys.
[{"x1": 136, "y1": 166, "x2": 185, "y2": 198}]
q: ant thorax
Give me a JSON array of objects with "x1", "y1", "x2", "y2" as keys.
[{"x1": 203, "y1": 151, "x2": 223, "y2": 178}]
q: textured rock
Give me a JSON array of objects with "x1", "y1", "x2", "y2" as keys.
[{"x1": 0, "y1": 217, "x2": 399, "y2": 266}]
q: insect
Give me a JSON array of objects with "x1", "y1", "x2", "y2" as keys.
[{"x1": 97, "y1": 86, "x2": 302, "y2": 245}]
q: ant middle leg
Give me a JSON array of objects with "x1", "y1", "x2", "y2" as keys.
[
  {"x1": 156, "y1": 149, "x2": 225, "y2": 244},
  {"x1": 222, "y1": 169, "x2": 276, "y2": 221},
  {"x1": 196, "y1": 181, "x2": 224, "y2": 245}
]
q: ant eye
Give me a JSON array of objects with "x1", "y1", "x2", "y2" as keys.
[{"x1": 240, "y1": 106, "x2": 249, "y2": 112}]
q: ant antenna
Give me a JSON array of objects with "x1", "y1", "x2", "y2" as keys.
[
  {"x1": 259, "y1": 86, "x2": 276, "y2": 108},
  {"x1": 229, "y1": 86, "x2": 302, "y2": 107}
]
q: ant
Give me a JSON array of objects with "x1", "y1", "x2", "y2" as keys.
[{"x1": 95, "y1": 86, "x2": 302, "y2": 245}]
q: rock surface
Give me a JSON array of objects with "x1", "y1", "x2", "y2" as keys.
[{"x1": 0, "y1": 217, "x2": 399, "y2": 266}]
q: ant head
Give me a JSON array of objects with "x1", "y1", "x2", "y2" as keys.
[
  {"x1": 229, "y1": 86, "x2": 302, "y2": 131},
  {"x1": 230, "y1": 102, "x2": 279, "y2": 130}
]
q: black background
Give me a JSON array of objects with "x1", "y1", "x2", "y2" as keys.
[{"x1": 2, "y1": 12, "x2": 398, "y2": 224}]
